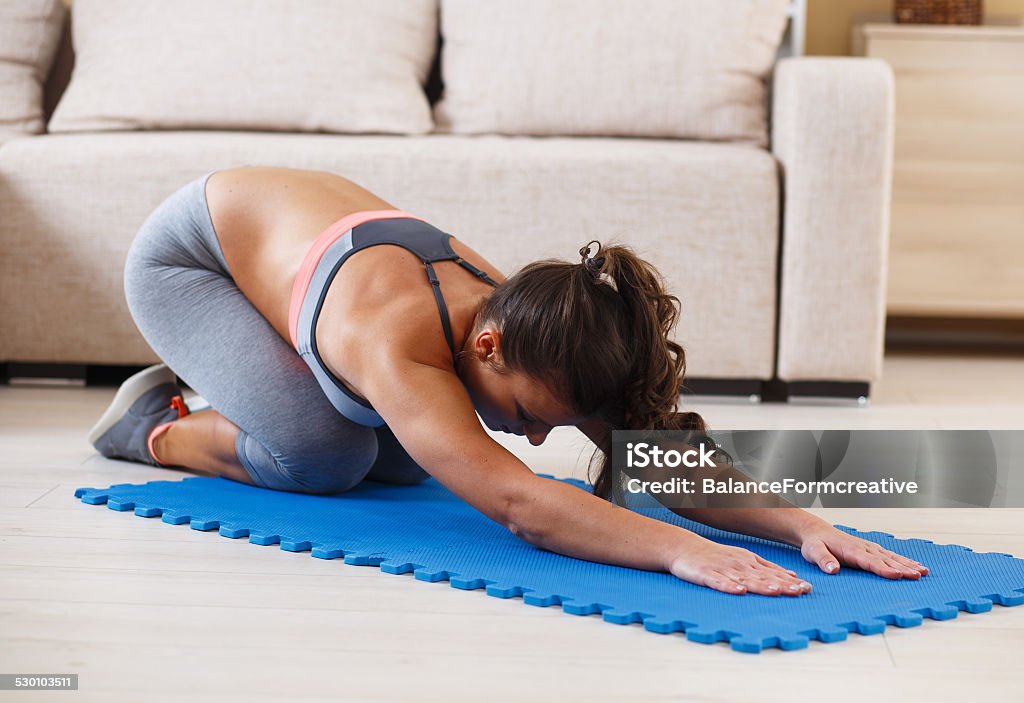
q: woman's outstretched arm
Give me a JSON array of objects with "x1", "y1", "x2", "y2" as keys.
[{"x1": 362, "y1": 359, "x2": 812, "y2": 596}]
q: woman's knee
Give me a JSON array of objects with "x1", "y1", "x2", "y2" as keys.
[{"x1": 235, "y1": 428, "x2": 378, "y2": 495}]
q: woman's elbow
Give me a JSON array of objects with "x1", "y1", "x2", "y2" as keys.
[
  {"x1": 506, "y1": 512, "x2": 546, "y2": 546},
  {"x1": 503, "y1": 483, "x2": 549, "y2": 547}
]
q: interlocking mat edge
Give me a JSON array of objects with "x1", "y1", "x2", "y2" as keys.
[{"x1": 73, "y1": 476, "x2": 1024, "y2": 653}]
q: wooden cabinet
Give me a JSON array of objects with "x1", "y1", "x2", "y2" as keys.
[{"x1": 854, "y1": 23, "x2": 1024, "y2": 318}]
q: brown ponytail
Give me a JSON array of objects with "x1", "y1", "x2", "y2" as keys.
[
  {"x1": 581, "y1": 241, "x2": 726, "y2": 499},
  {"x1": 475, "y1": 240, "x2": 723, "y2": 501}
]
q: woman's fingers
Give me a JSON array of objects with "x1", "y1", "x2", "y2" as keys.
[
  {"x1": 883, "y1": 556, "x2": 924, "y2": 579},
  {"x1": 849, "y1": 550, "x2": 920, "y2": 579},
  {"x1": 887, "y1": 551, "x2": 929, "y2": 576},
  {"x1": 747, "y1": 574, "x2": 811, "y2": 596},
  {"x1": 702, "y1": 565, "x2": 812, "y2": 597},
  {"x1": 858, "y1": 556, "x2": 899, "y2": 578},
  {"x1": 703, "y1": 571, "x2": 748, "y2": 595},
  {"x1": 729, "y1": 568, "x2": 811, "y2": 597},
  {"x1": 850, "y1": 544, "x2": 928, "y2": 579},
  {"x1": 750, "y1": 556, "x2": 811, "y2": 593}
]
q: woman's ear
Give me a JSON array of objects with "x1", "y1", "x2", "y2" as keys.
[{"x1": 474, "y1": 326, "x2": 502, "y2": 363}]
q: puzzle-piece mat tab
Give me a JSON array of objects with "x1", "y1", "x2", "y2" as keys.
[{"x1": 73, "y1": 476, "x2": 1024, "y2": 653}]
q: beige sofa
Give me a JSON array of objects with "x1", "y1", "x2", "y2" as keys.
[{"x1": 0, "y1": 0, "x2": 894, "y2": 400}]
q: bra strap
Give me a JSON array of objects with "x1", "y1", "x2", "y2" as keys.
[
  {"x1": 454, "y1": 257, "x2": 500, "y2": 287},
  {"x1": 423, "y1": 261, "x2": 457, "y2": 356}
]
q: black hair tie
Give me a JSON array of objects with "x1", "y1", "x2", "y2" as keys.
[{"x1": 579, "y1": 240, "x2": 606, "y2": 277}]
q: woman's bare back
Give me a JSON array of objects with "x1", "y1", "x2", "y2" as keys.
[{"x1": 204, "y1": 166, "x2": 504, "y2": 398}]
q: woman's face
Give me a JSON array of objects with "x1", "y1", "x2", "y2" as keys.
[{"x1": 460, "y1": 327, "x2": 582, "y2": 446}]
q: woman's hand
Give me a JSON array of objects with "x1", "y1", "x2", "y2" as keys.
[
  {"x1": 668, "y1": 536, "x2": 813, "y2": 596},
  {"x1": 799, "y1": 525, "x2": 929, "y2": 579}
]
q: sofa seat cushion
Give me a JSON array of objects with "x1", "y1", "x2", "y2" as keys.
[
  {"x1": 0, "y1": 132, "x2": 778, "y2": 379},
  {"x1": 49, "y1": 0, "x2": 438, "y2": 136},
  {"x1": 435, "y1": 0, "x2": 789, "y2": 146},
  {"x1": 0, "y1": 0, "x2": 66, "y2": 142}
]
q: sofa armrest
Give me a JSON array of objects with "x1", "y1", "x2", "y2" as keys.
[{"x1": 771, "y1": 57, "x2": 894, "y2": 385}]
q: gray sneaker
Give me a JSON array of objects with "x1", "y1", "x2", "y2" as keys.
[{"x1": 88, "y1": 364, "x2": 190, "y2": 466}]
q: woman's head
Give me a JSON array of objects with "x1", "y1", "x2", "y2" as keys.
[
  {"x1": 456, "y1": 329, "x2": 583, "y2": 446},
  {"x1": 458, "y1": 241, "x2": 704, "y2": 496}
]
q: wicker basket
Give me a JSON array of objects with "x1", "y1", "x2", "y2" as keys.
[{"x1": 895, "y1": 0, "x2": 983, "y2": 24}]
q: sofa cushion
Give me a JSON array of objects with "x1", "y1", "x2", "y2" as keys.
[
  {"x1": 0, "y1": 132, "x2": 778, "y2": 378},
  {"x1": 48, "y1": 0, "x2": 438, "y2": 135},
  {"x1": 0, "y1": 0, "x2": 66, "y2": 142},
  {"x1": 434, "y1": 0, "x2": 789, "y2": 146}
]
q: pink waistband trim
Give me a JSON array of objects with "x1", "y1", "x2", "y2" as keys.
[{"x1": 288, "y1": 210, "x2": 424, "y2": 350}]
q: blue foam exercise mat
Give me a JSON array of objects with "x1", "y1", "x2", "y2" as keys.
[{"x1": 73, "y1": 475, "x2": 1024, "y2": 653}]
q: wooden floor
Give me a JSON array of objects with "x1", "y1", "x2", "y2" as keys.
[{"x1": 1, "y1": 350, "x2": 1023, "y2": 702}]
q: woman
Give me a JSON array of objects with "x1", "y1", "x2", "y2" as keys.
[{"x1": 89, "y1": 167, "x2": 928, "y2": 596}]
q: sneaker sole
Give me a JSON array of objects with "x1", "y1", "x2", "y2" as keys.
[{"x1": 87, "y1": 364, "x2": 178, "y2": 446}]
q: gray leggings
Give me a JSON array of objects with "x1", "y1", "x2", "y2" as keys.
[{"x1": 123, "y1": 173, "x2": 429, "y2": 494}]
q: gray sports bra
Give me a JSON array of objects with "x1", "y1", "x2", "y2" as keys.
[{"x1": 290, "y1": 211, "x2": 499, "y2": 427}]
